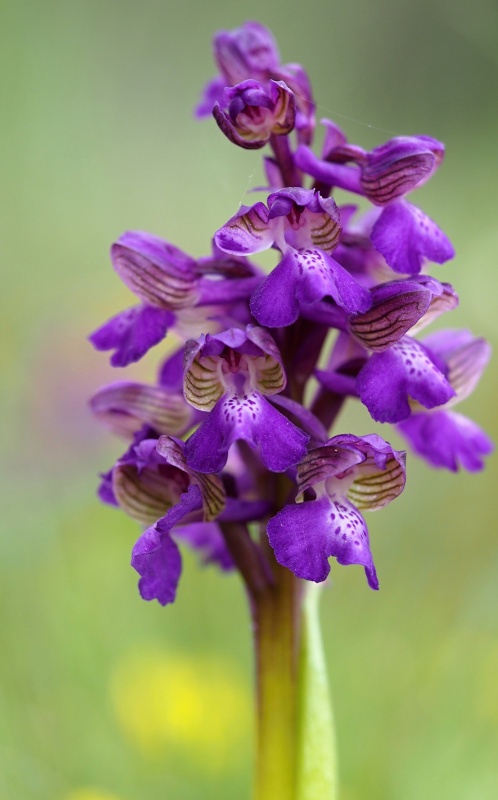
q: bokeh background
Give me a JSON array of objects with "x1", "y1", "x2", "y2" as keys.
[{"x1": 1, "y1": 1, "x2": 497, "y2": 798}]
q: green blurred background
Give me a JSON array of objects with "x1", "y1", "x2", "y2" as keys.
[{"x1": 1, "y1": 1, "x2": 497, "y2": 798}]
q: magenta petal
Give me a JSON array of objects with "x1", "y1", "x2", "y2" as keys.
[
  {"x1": 195, "y1": 77, "x2": 226, "y2": 118},
  {"x1": 371, "y1": 200, "x2": 454, "y2": 274},
  {"x1": 131, "y1": 526, "x2": 182, "y2": 605},
  {"x1": 250, "y1": 251, "x2": 300, "y2": 326},
  {"x1": 184, "y1": 393, "x2": 308, "y2": 473},
  {"x1": 357, "y1": 338, "x2": 455, "y2": 423},
  {"x1": 98, "y1": 469, "x2": 118, "y2": 506},
  {"x1": 158, "y1": 347, "x2": 185, "y2": 392},
  {"x1": 267, "y1": 496, "x2": 378, "y2": 589},
  {"x1": 214, "y1": 203, "x2": 273, "y2": 255},
  {"x1": 89, "y1": 305, "x2": 173, "y2": 367},
  {"x1": 296, "y1": 250, "x2": 371, "y2": 314},
  {"x1": 398, "y1": 410, "x2": 493, "y2": 472},
  {"x1": 131, "y1": 484, "x2": 203, "y2": 605}
]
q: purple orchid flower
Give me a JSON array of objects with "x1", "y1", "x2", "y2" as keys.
[
  {"x1": 398, "y1": 330, "x2": 493, "y2": 470},
  {"x1": 89, "y1": 230, "x2": 262, "y2": 366},
  {"x1": 90, "y1": 20, "x2": 491, "y2": 622},
  {"x1": 214, "y1": 188, "x2": 371, "y2": 327},
  {"x1": 267, "y1": 434, "x2": 406, "y2": 589},
  {"x1": 182, "y1": 325, "x2": 309, "y2": 473},
  {"x1": 197, "y1": 21, "x2": 315, "y2": 144},
  {"x1": 356, "y1": 335, "x2": 456, "y2": 423},
  {"x1": 130, "y1": 435, "x2": 270, "y2": 604},
  {"x1": 213, "y1": 79, "x2": 296, "y2": 149},
  {"x1": 295, "y1": 128, "x2": 454, "y2": 274}
]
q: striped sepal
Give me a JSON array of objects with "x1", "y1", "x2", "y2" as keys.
[
  {"x1": 247, "y1": 326, "x2": 286, "y2": 396},
  {"x1": 184, "y1": 355, "x2": 224, "y2": 411},
  {"x1": 296, "y1": 445, "x2": 364, "y2": 499},
  {"x1": 214, "y1": 203, "x2": 274, "y2": 256},
  {"x1": 253, "y1": 355, "x2": 286, "y2": 395},
  {"x1": 362, "y1": 153, "x2": 434, "y2": 205},
  {"x1": 446, "y1": 337, "x2": 491, "y2": 406},
  {"x1": 90, "y1": 382, "x2": 193, "y2": 437},
  {"x1": 111, "y1": 242, "x2": 199, "y2": 310},
  {"x1": 349, "y1": 291, "x2": 431, "y2": 352},
  {"x1": 347, "y1": 453, "x2": 406, "y2": 511},
  {"x1": 192, "y1": 472, "x2": 226, "y2": 521},
  {"x1": 113, "y1": 463, "x2": 186, "y2": 525},
  {"x1": 410, "y1": 284, "x2": 459, "y2": 335},
  {"x1": 309, "y1": 211, "x2": 341, "y2": 253},
  {"x1": 157, "y1": 435, "x2": 226, "y2": 521}
]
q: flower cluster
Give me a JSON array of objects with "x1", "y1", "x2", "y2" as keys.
[{"x1": 90, "y1": 21, "x2": 492, "y2": 605}]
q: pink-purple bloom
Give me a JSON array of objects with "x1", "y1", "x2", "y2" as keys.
[{"x1": 90, "y1": 21, "x2": 492, "y2": 606}]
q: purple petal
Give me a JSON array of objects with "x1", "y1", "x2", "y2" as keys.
[
  {"x1": 398, "y1": 410, "x2": 493, "y2": 472},
  {"x1": 89, "y1": 305, "x2": 173, "y2": 367},
  {"x1": 294, "y1": 145, "x2": 363, "y2": 194},
  {"x1": 131, "y1": 484, "x2": 203, "y2": 605},
  {"x1": 213, "y1": 22, "x2": 280, "y2": 85},
  {"x1": 98, "y1": 469, "x2": 118, "y2": 506},
  {"x1": 349, "y1": 280, "x2": 433, "y2": 351},
  {"x1": 156, "y1": 435, "x2": 226, "y2": 521},
  {"x1": 267, "y1": 189, "x2": 341, "y2": 253},
  {"x1": 214, "y1": 203, "x2": 274, "y2": 255},
  {"x1": 321, "y1": 118, "x2": 348, "y2": 157},
  {"x1": 213, "y1": 79, "x2": 296, "y2": 148},
  {"x1": 213, "y1": 103, "x2": 269, "y2": 149},
  {"x1": 90, "y1": 381, "x2": 192, "y2": 438},
  {"x1": 296, "y1": 250, "x2": 372, "y2": 314},
  {"x1": 158, "y1": 347, "x2": 185, "y2": 392},
  {"x1": 357, "y1": 337, "x2": 455, "y2": 423},
  {"x1": 421, "y1": 330, "x2": 491, "y2": 404},
  {"x1": 296, "y1": 434, "x2": 406, "y2": 510},
  {"x1": 111, "y1": 231, "x2": 199, "y2": 310},
  {"x1": 361, "y1": 135, "x2": 444, "y2": 205},
  {"x1": 267, "y1": 496, "x2": 378, "y2": 589},
  {"x1": 131, "y1": 525, "x2": 182, "y2": 605},
  {"x1": 250, "y1": 250, "x2": 301, "y2": 326},
  {"x1": 195, "y1": 76, "x2": 226, "y2": 118},
  {"x1": 184, "y1": 392, "x2": 308, "y2": 473},
  {"x1": 371, "y1": 200, "x2": 455, "y2": 275}
]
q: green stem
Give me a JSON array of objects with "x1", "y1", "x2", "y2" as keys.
[
  {"x1": 253, "y1": 561, "x2": 303, "y2": 800},
  {"x1": 296, "y1": 584, "x2": 338, "y2": 800},
  {"x1": 252, "y1": 567, "x2": 338, "y2": 800}
]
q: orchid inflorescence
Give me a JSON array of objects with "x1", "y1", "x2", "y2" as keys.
[{"x1": 90, "y1": 21, "x2": 492, "y2": 607}]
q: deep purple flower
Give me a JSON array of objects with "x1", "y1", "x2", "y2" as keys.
[
  {"x1": 360, "y1": 135, "x2": 445, "y2": 205},
  {"x1": 213, "y1": 21, "x2": 280, "y2": 86},
  {"x1": 90, "y1": 20, "x2": 491, "y2": 617},
  {"x1": 370, "y1": 199, "x2": 455, "y2": 275},
  {"x1": 89, "y1": 230, "x2": 262, "y2": 366},
  {"x1": 295, "y1": 131, "x2": 454, "y2": 274},
  {"x1": 213, "y1": 79, "x2": 296, "y2": 149},
  {"x1": 267, "y1": 434, "x2": 406, "y2": 589},
  {"x1": 130, "y1": 435, "x2": 271, "y2": 604},
  {"x1": 214, "y1": 188, "x2": 371, "y2": 326},
  {"x1": 347, "y1": 276, "x2": 458, "y2": 352},
  {"x1": 397, "y1": 330, "x2": 492, "y2": 470},
  {"x1": 182, "y1": 325, "x2": 309, "y2": 473},
  {"x1": 197, "y1": 21, "x2": 315, "y2": 143},
  {"x1": 356, "y1": 335, "x2": 455, "y2": 423},
  {"x1": 89, "y1": 304, "x2": 174, "y2": 368}
]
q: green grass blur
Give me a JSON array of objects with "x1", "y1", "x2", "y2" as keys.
[{"x1": 1, "y1": 1, "x2": 497, "y2": 798}]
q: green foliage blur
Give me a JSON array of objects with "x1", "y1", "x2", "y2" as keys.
[{"x1": 1, "y1": 1, "x2": 497, "y2": 798}]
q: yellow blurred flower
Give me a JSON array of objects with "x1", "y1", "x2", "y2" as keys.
[
  {"x1": 110, "y1": 647, "x2": 251, "y2": 772},
  {"x1": 64, "y1": 790, "x2": 123, "y2": 800}
]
